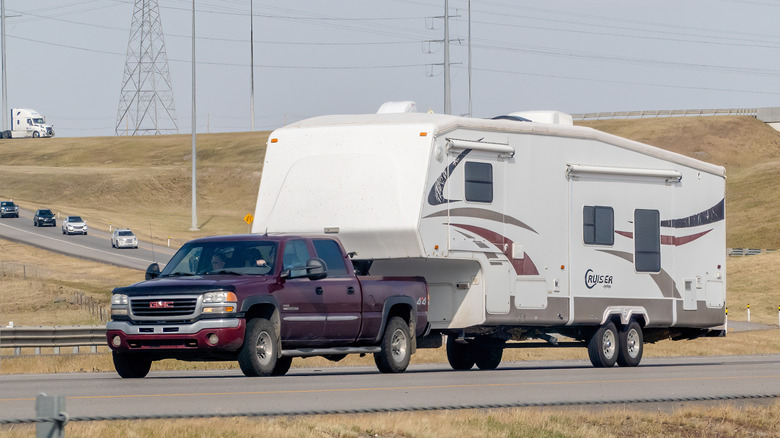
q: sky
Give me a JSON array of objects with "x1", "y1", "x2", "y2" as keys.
[{"x1": 3, "y1": 0, "x2": 780, "y2": 137}]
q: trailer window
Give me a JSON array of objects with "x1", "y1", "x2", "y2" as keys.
[
  {"x1": 634, "y1": 209, "x2": 661, "y2": 272},
  {"x1": 313, "y1": 239, "x2": 349, "y2": 277},
  {"x1": 465, "y1": 162, "x2": 493, "y2": 203},
  {"x1": 583, "y1": 206, "x2": 614, "y2": 246}
]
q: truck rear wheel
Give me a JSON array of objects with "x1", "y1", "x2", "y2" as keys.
[
  {"x1": 587, "y1": 321, "x2": 619, "y2": 368},
  {"x1": 112, "y1": 351, "x2": 152, "y2": 378},
  {"x1": 617, "y1": 321, "x2": 643, "y2": 367},
  {"x1": 238, "y1": 318, "x2": 280, "y2": 377},
  {"x1": 446, "y1": 336, "x2": 476, "y2": 370},
  {"x1": 374, "y1": 316, "x2": 411, "y2": 373}
]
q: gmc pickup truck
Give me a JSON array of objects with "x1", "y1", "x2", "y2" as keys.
[{"x1": 107, "y1": 234, "x2": 429, "y2": 378}]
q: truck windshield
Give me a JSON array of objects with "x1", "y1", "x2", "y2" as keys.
[
  {"x1": 161, "y1": 241, "x2": 278, "y2": 276},
  {"x1": 32, "y1": 118, "x2": 45, "y2": 124}
]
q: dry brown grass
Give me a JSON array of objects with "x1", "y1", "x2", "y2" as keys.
[
  {"x1": 579, "y1": 116, "x2": 780, "y2": 248},
  {"x1": 2, "y1": 401, "x2": 779, "y2": 437}
]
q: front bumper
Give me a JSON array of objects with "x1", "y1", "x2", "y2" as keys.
[
  {"x1": 106, "y1": 318, "x2": 245, "y2": 354},
  {"x1": 65, "y1": 226, "x2": 87, "y2": 234},
  {"x1": 0, "y1": 210, "x2": 17, "y2": 217},
  {"x1": 115, "y1": 239, "x2": 137, "y2": 248},
  {"x1": 37, "y1": 218, "x2": 55, "y2": 225}
]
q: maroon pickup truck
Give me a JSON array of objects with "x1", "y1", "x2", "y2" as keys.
[{"x1": 107, "y1": 234, "x2": 429, "y2": 378}]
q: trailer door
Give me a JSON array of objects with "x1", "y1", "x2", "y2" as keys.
[{"x1": 445, "y1": 140, "x2": 512, "y2": 314}]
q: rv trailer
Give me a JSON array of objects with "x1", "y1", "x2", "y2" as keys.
[{"x1": 252, "y1": 106, "x2": 726, "y2": 369}]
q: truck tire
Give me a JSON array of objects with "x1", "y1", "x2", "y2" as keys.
[
  {"x1": 112, "y1": 351, "x2": 152, "y2": 378},
  {"x1": 33, "y1": 131, "x2": 40, "y2": 138},
  {"x1": 271, "y1": 356, "x2": 293, "y2": 376},
  {"x1": 475, "y1": 344, "x2": 504, "y2": 370},
  {"x1": 238, "y1": 318, "x2": 280, "y2": 377},
  {"x1": 446, "y1": 336, "x2": 476, "y2": 370},
  {"x1": 374, "y1": 316, "x2": 411, "y2": 373},
  {"x1": 587, "y1": 321, "x2": 619, "y2": 368},
  {"x1": 617, "y1": 321, "x2": 643, "y2": 367}
]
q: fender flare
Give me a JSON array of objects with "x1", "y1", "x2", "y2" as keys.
[{"x1": 373, "y1": 296, "x2": 418, "y2": 345}]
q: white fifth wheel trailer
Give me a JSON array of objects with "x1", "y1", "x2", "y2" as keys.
[{"x1": 252, "y1": 105, "x2": 726, "y2": 369}]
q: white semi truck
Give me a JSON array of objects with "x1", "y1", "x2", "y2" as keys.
[
  {"x1": 252, "y1": 102, "x2": 727, "y2": 369},
  {"x1": 1, "y1": 108, "x2": 55, "y2": 138}
]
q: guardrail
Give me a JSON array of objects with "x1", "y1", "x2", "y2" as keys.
[
  {"x1": 728, "y1": 248, "x2": 777, "y2": 256},
  {"x1": 0, "y1": 325, "x2": 106, "y2": 356},
  {"x1": 572, "y1": 108, "x2": 758, "y2": 120}
]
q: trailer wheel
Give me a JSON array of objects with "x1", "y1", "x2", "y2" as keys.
[
  {"x1": 587, "y1": 321, "x2": 619, "y2": 368},
  {"x1": 475, "y1": 345, "x2": 504, "y2": 370},
  {"x1": 446, "y1": 336, "x2": 476, "y2": 370},
  {"x1": 374, "y1": 316, "x2": 412, "y2": 373},
  {"x1": 238, "y1": 318, "x2": 280, "y2": 377},
  {"x1": 112, "y1": 351, "x2": 152, "y2": 378},
  {"x1": 617, "y1": 321, "x2": 643, "y2": 367}
]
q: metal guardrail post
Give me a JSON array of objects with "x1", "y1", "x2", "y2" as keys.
[{"x1": 36, "y1": 393, "x2": 67, "y2": 438}]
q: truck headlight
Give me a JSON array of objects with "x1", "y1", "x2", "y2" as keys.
[
  {"x1": 203, "y1": 291, "x2": 237, "y2": 303},
  {"x1": 111, "y1": 294, "x2": 129, "y2": 305}
]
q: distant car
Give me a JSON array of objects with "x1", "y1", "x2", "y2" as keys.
[
  {"x1": 62, "y1": 215, "x2": 88, "y2": 235},
  {"x1": 0, "y1": 201, "x2": 19, "y2": 218},
  {"x1": 33, "y1": 209, "x2": 56, "y2": 227},
  {"x1": 111, "y1": 228, "x2": 138, "y2": 249}
]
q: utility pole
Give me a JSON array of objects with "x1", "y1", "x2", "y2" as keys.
[
  {"x1": 1, "y1": 0, "x2": 7, "y2": 132},
  {"x1": 443, "y1": 0, "x2": 451, "y2": 115},
  {"x1": 190, "y1": 0, "x2": 198, "y2": 231},
  {"x1": 468, "y1": 0, "x2": 472, "y2": 117},
  {"x1": 250, "y1": 0, "x2": 255, "y2": 131}
]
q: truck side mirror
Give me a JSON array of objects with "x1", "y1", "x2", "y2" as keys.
[
  {"x1": 305, "y1": 258, "x2": 328, "y2": 281},
  {"x1": 145, "y1": 263, "x2": 161, "y2": 280}
]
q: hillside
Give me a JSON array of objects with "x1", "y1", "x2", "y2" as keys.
[
  {"x1": 579, "y1": 116, "x2": 780, "y2": 248},
  {"x1": 0, "y1": 116, "x2": 777, "y2": 248}
]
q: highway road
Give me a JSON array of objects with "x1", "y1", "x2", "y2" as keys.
[
  {"x1": 1, "y1": 355, "x2": 779, "y2": 421},
  {"x1": 0, "y1": 208, "x2": 177, "y2": 271}
]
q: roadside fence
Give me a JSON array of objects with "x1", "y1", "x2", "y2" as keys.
[
  {"x1": 3, "y1": 393, "x2": 779, "y2": 438},
  {"x1": 72, "y1": 292, "x2": 110, "y2": 323},
  {"x1": 572, "y1": 108, "x2": 758, "y2": 120}
]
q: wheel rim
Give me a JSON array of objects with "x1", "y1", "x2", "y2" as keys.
[
  {"x1": 390, "y1": 328, "x2": 408, "y2": 361},
  {"x1": 625, "y1": 328, "x2": 640, "y2": 359},
  {"x1": 255, "y1": 331, "x2": 273, "y2": 366},
  {"x1": 602, "y1": 329, "x2": 616, "y2": 359}
]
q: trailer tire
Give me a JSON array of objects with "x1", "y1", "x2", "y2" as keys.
[
  {"x1": 587, "y1": 321, "x2": 619, "y2": 368},
  {"x1": 446, "y1": 336, "x2": 476, "y2": 370},
  {"x1": 238, "y1": 318, "x2": 280, "y2": 377},
  {"x1": 374, "y1": 316, "x2": 411, "y2": 373},
  {"x1": 112, "y1": 351, "x2": 152, "y2": 378},
  {"x1": 617, "y1": 321, "x2": 643, "y2": 367},
  {"x1": 475, "y1": 345, "x2": 504, "y2": 370}
]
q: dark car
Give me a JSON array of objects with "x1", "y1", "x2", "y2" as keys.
[
  {"x1": 0, "y1": 201, "x2": 19, "y2": 218},
  {"x1": 33, "y1": 209, "x2": 56, "y2": 227}
]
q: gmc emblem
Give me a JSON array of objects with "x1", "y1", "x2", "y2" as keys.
[{"x1": 150, "y1": 301, "x2": 174, "y2": 308}]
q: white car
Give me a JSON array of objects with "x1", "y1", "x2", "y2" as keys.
[
  {"x1": 62, "y1": 215, "x2": 88, "y2": 235},
  {"x1": 111, "y1": 228, "x2": 138, "y2": 249}
]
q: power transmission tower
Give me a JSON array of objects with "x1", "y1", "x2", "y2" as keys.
[{"x1": 115, "y1": 0, "x2": 178, "y2": 136}]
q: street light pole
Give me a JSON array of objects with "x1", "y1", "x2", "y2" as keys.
[
  {"x1": 1, "y1": 0, "x2": 8, "y2": 132},
  {"x1": 190, "y1": 0, "x2": 199, "y2": 231}
]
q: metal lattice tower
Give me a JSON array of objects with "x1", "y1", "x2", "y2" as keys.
[{"x1": 115, "y1": 0, "x2": 178, "y2": 136}]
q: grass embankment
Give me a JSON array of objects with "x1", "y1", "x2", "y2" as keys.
[
  {"x1": 2, "y1": 402, "x2": 779, "y2": 437},
  {"x1": 0, "y1": 132, "x2": 269, "y2": 248}
]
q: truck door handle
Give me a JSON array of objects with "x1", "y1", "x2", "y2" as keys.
[
  {"x1": 315, "y1": 287, "x2": 323, "y2": 295},
  {"x1": 347, "y1": 287, "x2": 355, "y2": 295}
]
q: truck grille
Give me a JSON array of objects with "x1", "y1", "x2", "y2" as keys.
[{"x1": 131, "y1": 297, "x2": 198, "y2": 318}]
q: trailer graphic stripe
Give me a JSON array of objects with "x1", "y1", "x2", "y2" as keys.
[
  {"x1": 597, "y1": 250, "x2": 680, "y2": 298},
  {"x1": 451, "y1": 224, "x2": 540, "y2": 275},
  {"x1": 661, "y1": 199, "x2": 724, "y2": 228},
  {"x1": 424, "y1": 207, "x2": 538, "y2": 234},
  {"x1": 427, "y1": 149, "x2": 470, "y2": 206},
  {"x1": 615, "y1": 229, "x2": 713, "y2": 246}
]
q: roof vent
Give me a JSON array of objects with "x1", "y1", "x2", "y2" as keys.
[
  {"x1": 506, "y1": 111, "x2": 573, "y2": 126},
  {"x1": 377, "y1": 101, "x2": 417, "y2": 114}
]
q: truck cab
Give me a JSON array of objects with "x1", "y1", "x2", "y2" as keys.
[{"x1": 3, "y1": 108, "x2": 54, "y2": 138}]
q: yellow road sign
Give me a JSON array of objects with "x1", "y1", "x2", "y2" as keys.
[{"x1": 244, "y1": 213, "x2": 254, "y2": 225}]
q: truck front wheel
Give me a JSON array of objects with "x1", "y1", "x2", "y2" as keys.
[
  {"x1": 112, "y1": 351, "x2": 152, "y2": 378},
  {"x1": 238, "y1": 318, "x2": 280, "y2": 377},
  {"x1": 32, "y1": 131, "x2": 39, "y2": 138},
  {"x1": 374, "y1": 316, "x2": 411, "y2": 373}
]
